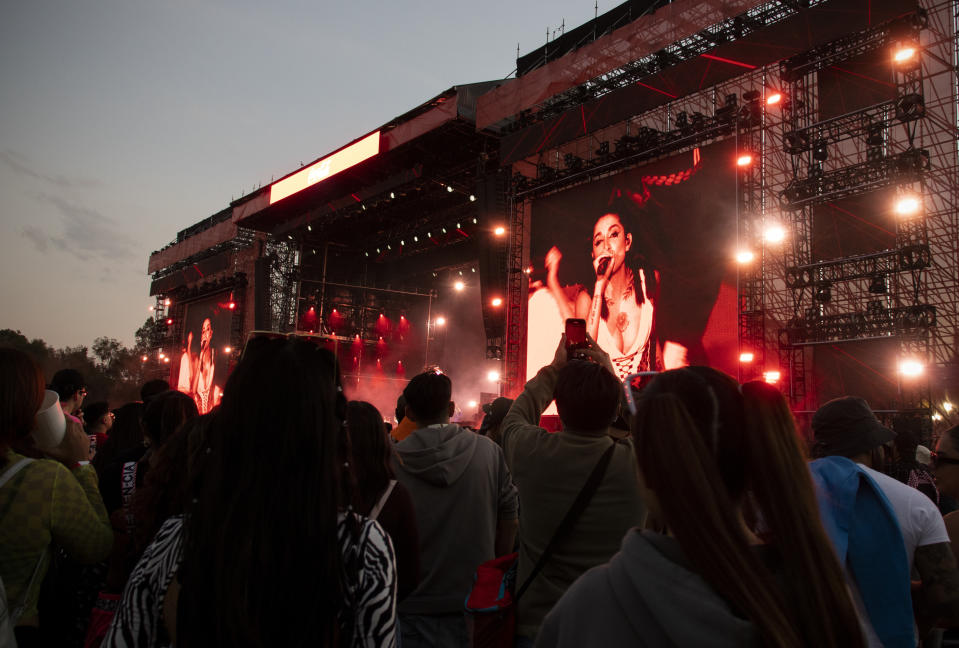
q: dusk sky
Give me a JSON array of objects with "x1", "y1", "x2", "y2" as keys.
[{"x1": 1, "y1": 0, "x2": 603, "y2": 349}]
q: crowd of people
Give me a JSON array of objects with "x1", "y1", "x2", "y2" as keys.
[{"x1": 2, "y1": 334, "x2": 959, "y2": 647}]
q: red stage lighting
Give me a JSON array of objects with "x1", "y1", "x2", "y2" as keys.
[
  {"x1": 224, "y1": 346, "x2": 232, "y2": 354},
  {"x1": 765, "y1": 92, "x2": 782, "y2": 106},
  {"x1": 435, "y1": 316, "x2": 446, "y2": 327},
  {"x1": 763, "y1": 370, "x2": 781, "y2": 384},
  {"x1": 739, "y1": 352, "x2": 755, "y2": 363},
  {"x1": 899, "y1": 359, "x2": 924, "y2": 377},
  {"x1": 454, "y1": 280, "x2": 465, "y2": 292},
  {"x1": 163, "y1": 357, "x2": 171, "y2": 364},
  {"x1": 736, "y1": 153, "x2": 754, "y2": 167},
  {"x1": 735, "y1": 250, "x2": 755, "y2": 264},
  {"x1": 491, "y1": 297, "x2": 503, "y2": 307},
  {"x1": 494, "y1": 226, "x2": 506, "y2": 237},
  {"x1": 894, "y1": 195, "x2": 921, "y2": 216},
  {"x1": 141, "y1": 355, "x2": 148, "y2": 362},
  {"x1": 228, "y1": 302, "x2": 236, "y2": 310},
  {"x1": 893, "y1": 44, "x2": 918, "y2": 64},
  {"x1": 166, "y1": 318, "x2": 173, "y2": 325}
]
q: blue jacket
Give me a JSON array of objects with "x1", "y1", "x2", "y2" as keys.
[{"x1": 810, "y1": 456, "x2": 914, "y2": 648}]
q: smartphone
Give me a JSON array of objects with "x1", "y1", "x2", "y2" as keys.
[{"x1": 565, "y1": 318, "x2": 588, "y2": 354}]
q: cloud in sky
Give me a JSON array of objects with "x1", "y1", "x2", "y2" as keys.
[
  {"x1": 20, "y1": 192, "x2": 136, "y2": 264},
  {"x1": 1, "y1": 149, "x2": 100, "y2": 189}
]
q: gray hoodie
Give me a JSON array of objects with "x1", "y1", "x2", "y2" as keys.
[
  {"x1": 393, "y1": 424, "x2": 518, "y2": 615},
  {"x1": 536, "y1": 529, "x2": 760, "y2": 648}
]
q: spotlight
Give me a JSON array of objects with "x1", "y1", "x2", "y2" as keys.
[
  {"x1": 736, "y1": 250, "x2": 755, "y2": 264},
  {"x1": 487, "y1": 370, "x2": 501, "y2": 382},
  {"x1": 736, "y1": 153, "x2": 754, "y2": 167},
  {"x1": 414, "y1": 236, "x2": 418, "y2": 242},
  {"x1": 163, "y1": 357, "x2": 171, "y2": 364},
  {"x1": 895, "y1": 195, "x2": 921, "y2": 216},
  {"x1": 228, "y1": 302, "x2": 236, "y2": 310},
  {"x1": 814, "y1": 282, "x2": 832, "y2": 303},
  {"x1": 491, "y1": 297, "x2": 503, "y2": 307},
  {"x1": 868, "y1": 273, "x2": 888, "y2": 294},
  {"x1": 390, "y1": 192, "x2": 395, "y2": 199},
  {"x1": 435, "y1": 316, "x2": 446, "y2": 326},
  {"x1": 447, "y1": 185, "x2": 453, "y2": 193},
  {"x1": 764, "y1": 225, "x2": 786, "y2": 243},
  {"x1": 454, "y1": 281, "x2": 465, "y2": 291},
  {"x1": 166, "y1": 318, "x2": 174, "y2": 325},
  {"x1": 893, "y1": 44, "x2": 918, "y2": 64},
  {"x1": 739, "y1": 352, "x2": 755, "y2": 363},
  {"x1": 164, "y1": 299, "x2": 171, "y2": 306},
  {"x1": 766, "y1": 92, "x2": 783, "y2": 106},
  {"x1": 934, "y1": 413, "x2": 944, "y2": 421},
  {"x1": 224, "y1": 346, "x2": 232, "y2": 354},
  {"x1": 149, "y1": 306, "x2": 154, "y2": 311},
  {"x1": 470, "y1": 195, "x2": 476, "y2": 202},
  {"x1": 494, "y1": 226, "x2": 506, "y2": 236},
  {"x1": 307, "y1": 225, "x2": 312, "y2": 231},
  {"x1": 468, "y1": 400, "x2": 478, "y2": 408},
  {"x1": 812, "y1": 139, "x2": 828, "y2": 162},
  {"x1": 899, "y1": 359, "x2": 924, "y2": 377},
  {"x1": 158, "y1": 353, "x2": 166, "y2": 359},
  {"x1": 141, "y1": 355, "x2": 148, "y2": 362},
  {"x1": 763, "y1": 370, "x2": 781, "y2": 384},
  {"x1": 944, "y1": 402, "x2": 954, "y2": 413}
]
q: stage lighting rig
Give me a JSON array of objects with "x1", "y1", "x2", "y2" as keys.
[
  {"x1": 895, "y1": 93, "x2": 925, "y2": 121},
  {"x1": 812, "y1": 139, "x2": 829, "y2": 162},
  {"x1": 868, "y1": 273, "x2": 889, "y2": 294},
  {"x1": 814, "y1": 282, "x2": 832, "y2": 303}
]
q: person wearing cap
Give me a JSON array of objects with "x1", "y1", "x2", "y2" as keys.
[{"x1": 812, "y1": 396, "x2": 959, "y2": 643}]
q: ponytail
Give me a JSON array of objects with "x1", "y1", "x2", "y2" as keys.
[
  {"x1": 740, "y1": 381, "x2": 865, "y2": 648},
  {"x1": 633, "y1": 389, "x2": 802, "y2": 648}
]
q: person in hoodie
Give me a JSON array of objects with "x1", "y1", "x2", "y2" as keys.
[
  {"x1": 538, "y1": 370, "x2": 865, "y2": 648},
  {"x1": 392, "y1": 370, "x2": 518, "y2": 648},
  {"x1": 501, "y1": 334, "x2": 646, "y2": 645}
]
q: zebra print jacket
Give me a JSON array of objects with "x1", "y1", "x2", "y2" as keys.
[{"x1": 103, "y1": 514, "x2": 397, "y2": 647}]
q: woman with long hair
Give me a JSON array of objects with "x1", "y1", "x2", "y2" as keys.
[
  {"x1": 104, "y1": 337, "x2": 396, "y2": 647},
  {"x1": 347, "y1": 400, "x2": 419, "y2": 601},
  {"x1": 537, "y1": 367, "x2": 864, "y2": 647},
  {"x1": 0, "y1": 348, "x2": 112, "y2": 647}
]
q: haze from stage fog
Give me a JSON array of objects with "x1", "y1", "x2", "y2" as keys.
[{"x1": 1, "y1": 0, "x2": 604, "y2": 348}]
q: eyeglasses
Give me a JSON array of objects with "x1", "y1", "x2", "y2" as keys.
[
  {"x1": 931, "y1": 451, "x2": 959, "y2": 468},
  {"x1": 623, "y1": 372, "x2": 659, "y2": 415}
]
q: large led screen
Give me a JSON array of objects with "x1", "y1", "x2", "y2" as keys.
[
  {"x1": 173, "y1": 293, "x2": 233, "y2": 414},
  {"x1": 526, "y1": 141, "x2": 740, "y2": 388}
]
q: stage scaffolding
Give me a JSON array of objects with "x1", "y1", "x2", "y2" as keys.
[{"x1": 504, "y1": 0, "x2": 958, "y2": 432}]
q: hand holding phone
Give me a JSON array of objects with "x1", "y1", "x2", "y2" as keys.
[{"x1": 565, "y1": 318, "x2": 588, "y2": 355}]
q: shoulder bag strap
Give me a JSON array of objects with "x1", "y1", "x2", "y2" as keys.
[
  {"x1": 0, "y1": 458, "x2": 33, "y2": 490},
  {"x1": 515, "y1": 440, "x2": 617, "y2": 602},
  {"x1": 368, "y1": 480, "x2": 397, "y2": 521}
]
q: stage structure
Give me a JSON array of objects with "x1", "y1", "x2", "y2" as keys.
[{"x1": 478, "y1": 0, "x2": 958, "y2": 439}]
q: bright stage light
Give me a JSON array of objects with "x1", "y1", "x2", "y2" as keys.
[
  {"x1": 454, "y1": 281, "x2": 465, "y2": 292},
  {"x1": 487, "y1": 370, "x2": 501, "y2": 382},
  {"x1": 893, "y1": 45, "x2": 917, "y2": 63},
  {"x1": 945, "y1": 402, "x2": 954, "y2": 413},
  {"x1": 491, "y1": 297, "x2": 503, "y2": 307},
  {"x1": 163, "y1": 357, "x2": 171, "y2": 363},
  {"x1": 933, "y1": 413, "x2": 944, "y2": 421},
  {"x1": 494, "y1": 226, "x2": 506, "y2": 236},
  {"x1": 766, "y1": 92, "x2": 782, "y2": 105},
  {"x1": 895, "y1": 195, "x2": 921, "y2": 216},
  {"x1": 224, "y1": 346, "x2": 232, "y2": 354},
  {"x1": 447, "y1": 185, "x2": 453, "y2": 193},
  {"x1": 899, "y1": 359, "x2": 925, "y2": 377},
  {"x1": 435, "y1": 316, "x2": 446, "y2": 326},
  {"x1": 739, "y1": 352, "x2": 755, "y2": 363},
  {"x1": 166, "y1": 318, "x2": 174, "y2": 325},
  {"x1": 164, "y1": 299, "x2": 171, "y2": 306},
  {"x1": 764, "y1": 225, "x2": 786, "y2": 243},
  {"x1": 228, "y1": 302, "x2": 236, "y2": 310},
  {"x1": 141, "y1": 355, "x2": 148, "y2": 362},
  {"x1": 736, "y1": 153, "x2": 753, "y2": 167},
  {"x1": 763, "y1": 370, "x2": 781, "y2": 384},
  {"x1": 468, "y1": 400, "x2": 478, "y2": 408},
  {"x1": 736, "y1": 250, "x2": 755, "y2": 264},
  {"x1": 470, "y1": 195, "x2": 476, "y2": 202}
]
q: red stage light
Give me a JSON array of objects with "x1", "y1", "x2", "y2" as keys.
[
  {"x1": 454, "y1": 281, "x2": 465, "y2": 292},
  {"x1": 228, "y1": 302, "x2": 236, "y2": 310},
  {"x1": 224, "y1": 346, "x2": 232, "y2": 354},
  {"x1": 141, "y1": 355, "x2": 148, "y2": 362},
  {"x1": 763, "y1": 370, "x2": 781, "y2": 384},
  {"x1": 435, "y1": 316, "x2": 446, "y2": 327},
  {"x1": 491, "y1": 297, "x2": 503, "y2": 307},
  {"x1": 494, "y1": 226, "x2": 506, "y2": 236},
  {"x1": 309, "y1": 306, "x2": 315, "y2": 312},
  {"x1": 739, "y1": 352, "x2": 755, "y2": 363},
  {"x1": 166, "y1": 318, "x2": 173, "y2": 325},
  {"x1": 766, "y1": 92, "x2": 782, "y2": 106},
  {"x1": 895, "y1": 195, "x2": 921, "y2": 216},
  {"x1": 735, "y1": 250, "x2": 755, "y2": 264},
  {"x1": 899, "y1": 359, "x2": 924, "y2": 377},
  {"x1": 163, "y1": 357, "x2": 171, "y2": 364},
  {"x1": 736, "y1": 153, "x2": 753, "y2": 167},
  {"x1": 893, "y1": 44, "x2": 918, "y2": 64}
]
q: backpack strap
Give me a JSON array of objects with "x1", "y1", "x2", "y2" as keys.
[
  {"x1": 121, "y1": 461, "x2": 139, "y2": 531},
  {"x1": 368, "y1": 480, "x2": 397, "y2": 521},
  {"x1": 0, "y1": 457, "x2": 44, "y2": 626},
  {"x1": 0, "y1": 458, "x2": 33, "y2": 490}
]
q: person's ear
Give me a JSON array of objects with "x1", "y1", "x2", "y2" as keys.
[
  {"x1": 625, "y1": 232, "x2": 632, "y2": 251},
  {"x1": 448, "y1": 401, "x2": 455, "y2": 419}
]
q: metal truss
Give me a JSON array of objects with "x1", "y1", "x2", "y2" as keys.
[
  {"x1": 504, "y1": 196, "x2": 530, "y2": 396},
  {"x1": 510, "y1": 0, "x2": 829, "y2": 130},
  {"x1": 265, "y1": 237, "x2": 299, "y2": 332}
]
